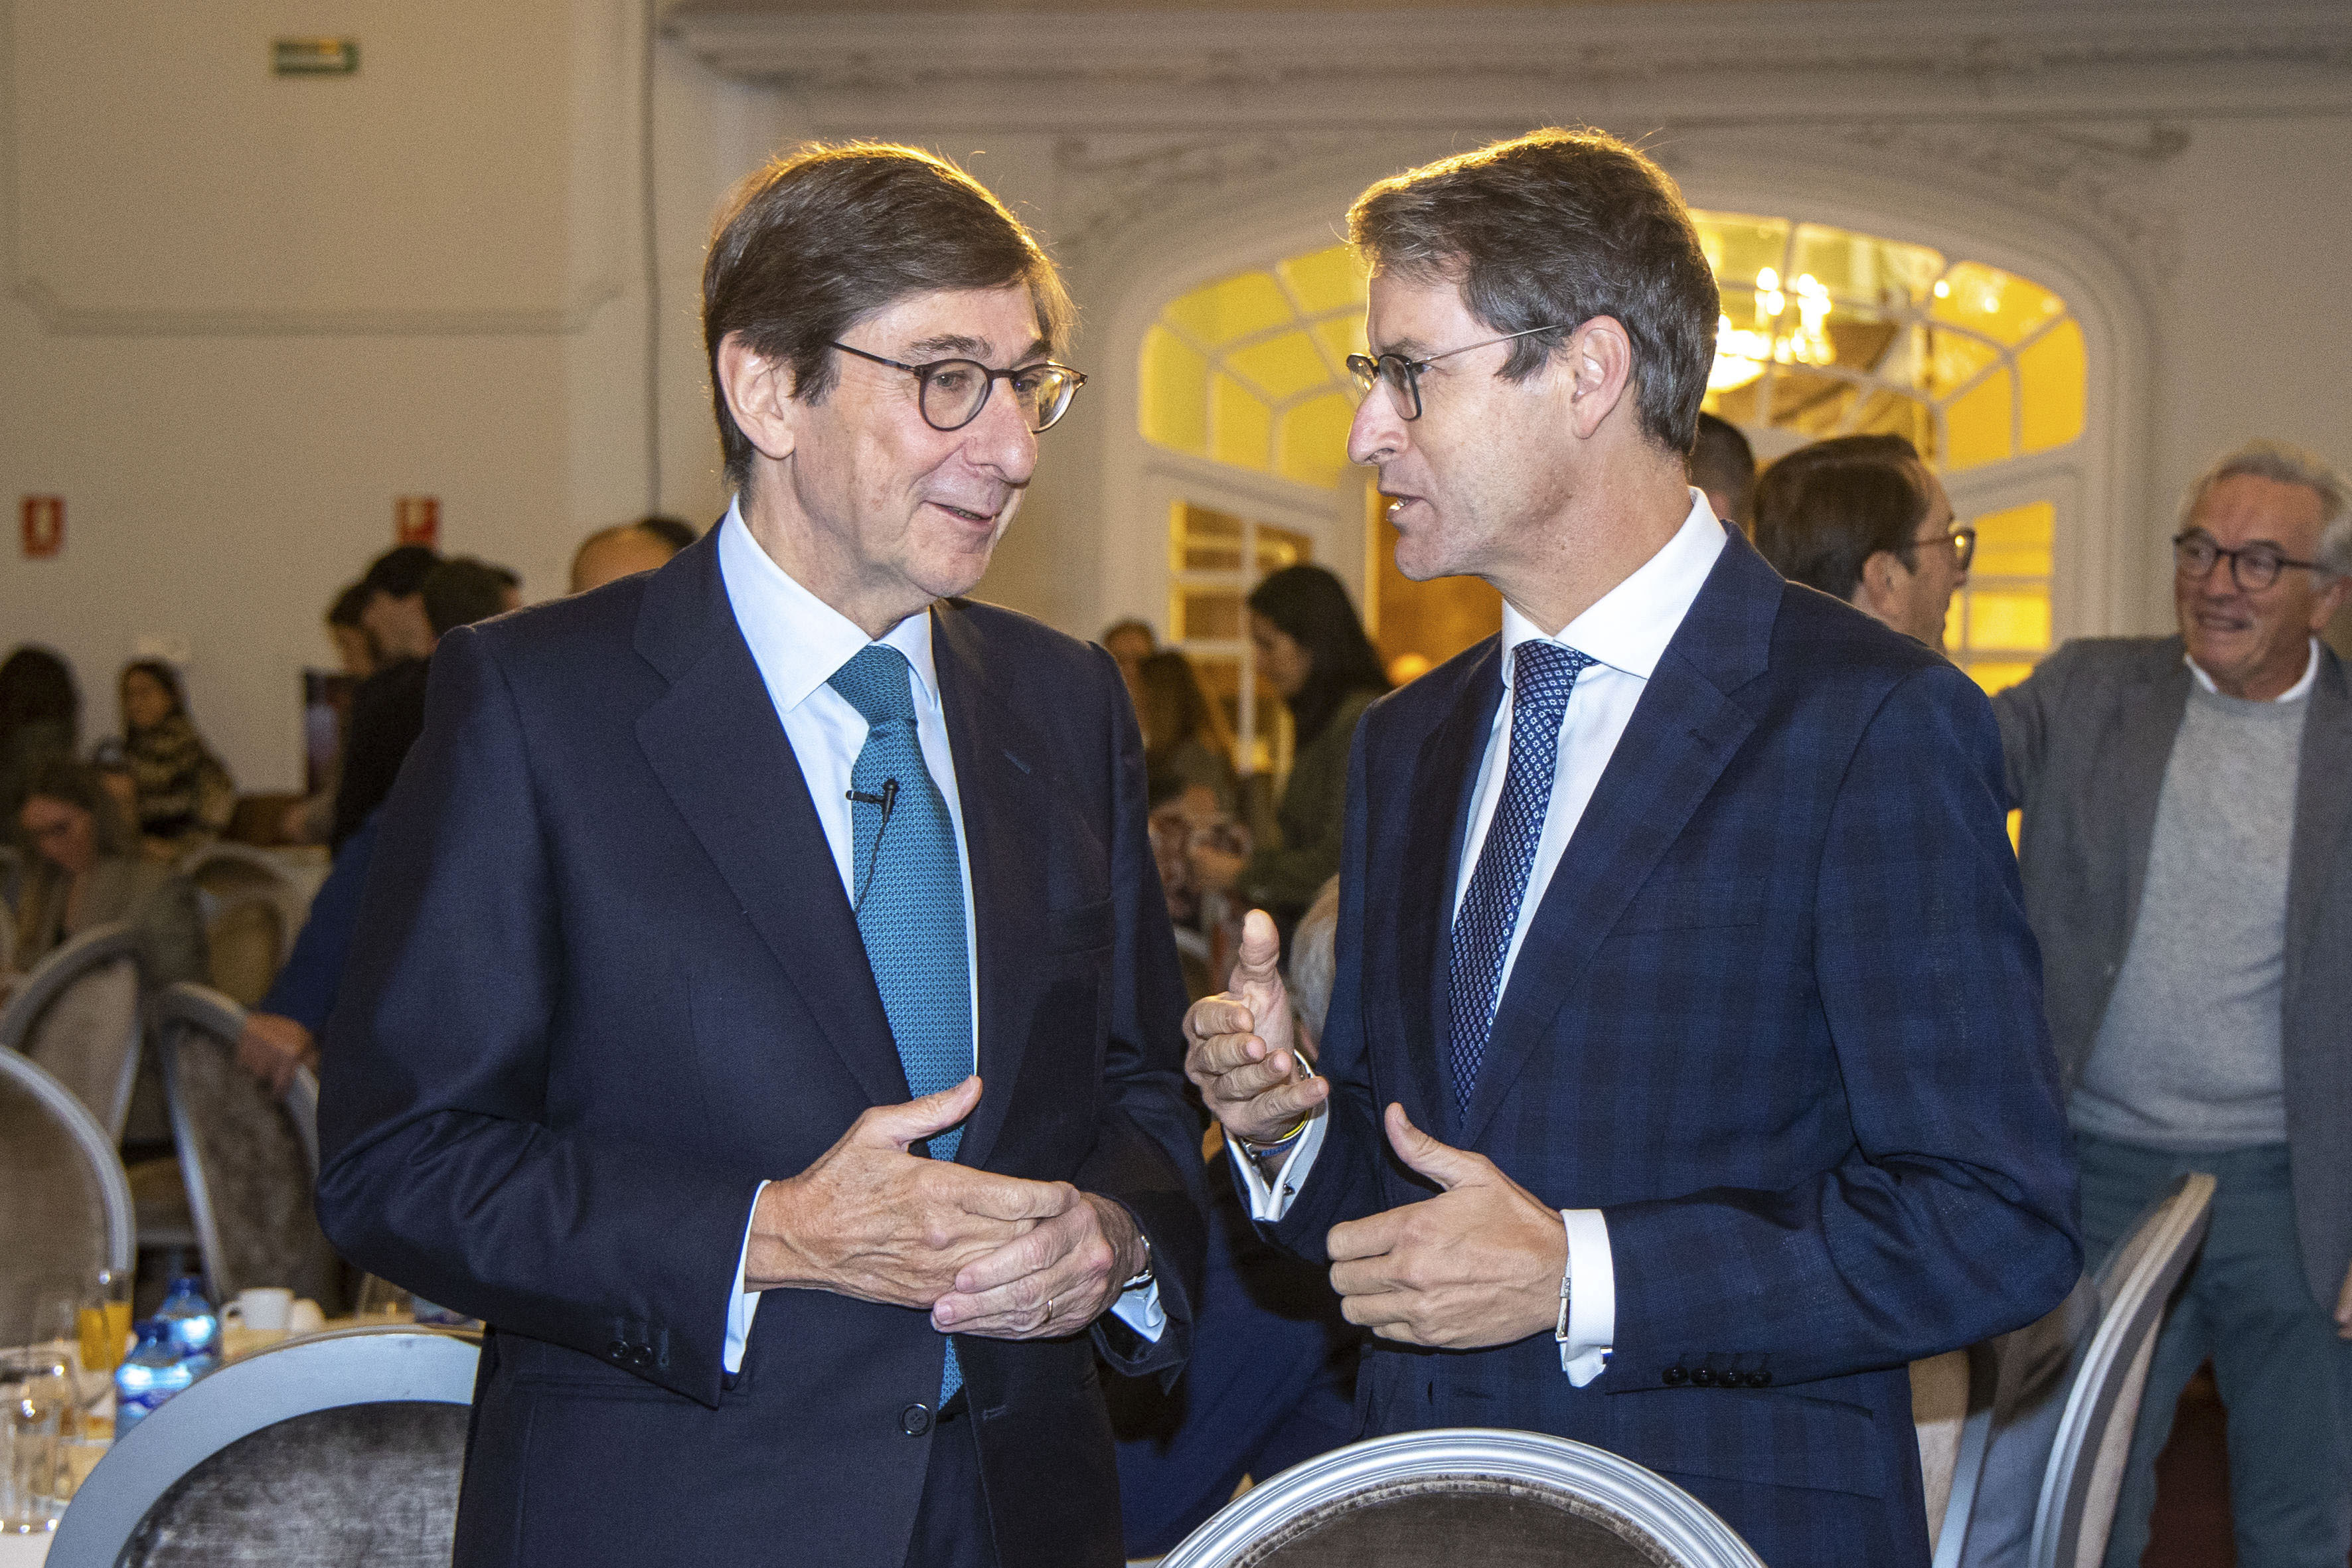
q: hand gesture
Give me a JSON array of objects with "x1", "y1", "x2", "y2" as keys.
[
  {"x1": 747, "y1": 1077, "x2": 1074, "y2": 1310},
  {"x1": 1184, "y1": 909, "x2": 1328, "y2": 1147},
  {"x1": 931, "y1": 1194, "x2": 1148, "y2": 1341},
  {"x1": 1326, "y1": 1103, "x2": 1565, "y2": 1350}
]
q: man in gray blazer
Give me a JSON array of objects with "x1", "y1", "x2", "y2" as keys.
[{"x1": 1993, "y1": 438, "x2": 2352, "y2": 1568}]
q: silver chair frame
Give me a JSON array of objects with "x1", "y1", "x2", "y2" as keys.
[
  {"x1": 151, "y1": 982, "x2": 320, "y2": 1303},
  {"x1": 2027, "y1": 1170, "x2": 2217, "y2": 1568},
  {"x1": 177, "y1": 844, "x2": 317, "y2": 937},
  {"x1": 0, "y1": 1046, "x2": 135, "y2": 1275},
  {"x1": 0, "y1": 920, "x2": 145, "y2": 1141},
  {"x1": 1159, "y1": 1427, "x2": 1767, "y2": 1568},
  {"x1": 48, "y1": 1325, "x2": 481, "y2": 1568}
]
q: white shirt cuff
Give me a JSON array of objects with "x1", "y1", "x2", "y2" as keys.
[
  {"x1": 1109, "y1": 1278, "x2": 1167, "y2": 1342},
  {"x1": 1223, "y1": 1107, "x2": 1328, "y2": 1222},
  {"x1": 723, "y1": 1180, "x2": 767, "y2": 1376},
  {"x1": 1559, "y1": 1207, "x2": 1614, "y2": 1387}
]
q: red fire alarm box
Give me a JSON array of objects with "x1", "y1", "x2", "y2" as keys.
[
  {"x1": 394, "y1": 496, "x2": 440, "y2": 548},
  {"x1": 21, "y1": 496, "x2": 64, "y2": 558}
]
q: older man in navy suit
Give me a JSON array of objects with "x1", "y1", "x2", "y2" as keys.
[
  {"x1": 318, "y1": 145, "x2": 1204, "y2": 1568},
  {"x1": 1186, "y1": 129, "x2": 2079, "y2": 1568}
]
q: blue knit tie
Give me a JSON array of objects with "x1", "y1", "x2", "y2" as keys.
[
  {"x1": 828, "y1": 643, "x2": 971, "y2": 1403},
  {"x1": 1447, "y1": 641, "x2": 1595, "y2": 1111}
]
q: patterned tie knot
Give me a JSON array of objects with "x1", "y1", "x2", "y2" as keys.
[
  {"x1": 1512, "y1": 641, "x2": 1596, "y2": 726},
  {"x1": 828, "y1": 643, "x2": 919, "y2": 726}
]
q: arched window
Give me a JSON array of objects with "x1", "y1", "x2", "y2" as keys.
[{"x1": 1695, "y1": 211, "x2": 2085, "y2": 692}]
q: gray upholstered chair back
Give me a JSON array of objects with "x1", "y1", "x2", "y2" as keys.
[
  {"x1": 48, "y1": 1326, "x2": 479, "y2": 1568},
  {"x1": 0, "y1": 921, "x2": 145, "y2": 1141},
  {"x1": 0, "y1": 1048, "x2": 133, "y2": 1344},
  {"x1": 154, "y1": 982, "x2": 341, "y2": 1308},
  {"x1": 2027, "y1": 1171, "x2": 2216, "y2": 1568},
  {"x1": 183, "y1": 848, "x2": 311, "y2": 1009},
  {"x1": 1160, "y1": 1429, "x2": 1766, "y2": 1568}
]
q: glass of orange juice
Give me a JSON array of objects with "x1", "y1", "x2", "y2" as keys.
[{"x1": 74, "y1": 1269, "x2": 133, "y2": 1377}]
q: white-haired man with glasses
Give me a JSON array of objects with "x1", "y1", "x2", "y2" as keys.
[{"x1": 1992, "y1": 437, "x2": 2352, "y2": 1568}]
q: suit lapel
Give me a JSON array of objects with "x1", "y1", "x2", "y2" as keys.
[
  {"x1": 1393, "y1": 643, "x2": 1502, "y2": 1144},
  {"x1": 631, "y1": 538, "x2": 908, "y2": 1112},
  {"x1": 2286, "y1": 648, "x2": 2352, "y2": 1008},
  {"x1": 929, "y1": 601, "x2": 1053, "y2": 1174},
  {"x1": 1457, "y1": 532, "x2": 1772, "y2": 1150},
  {"x1": 2112, "y1": 647, "x2": 2191, "y2": 943}
]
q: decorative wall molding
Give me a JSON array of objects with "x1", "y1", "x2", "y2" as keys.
[
  {"x1": 9, "y1": 279, "x2": 629, "y2": 339},
  {"x1": 665, "y1": 1, "x2": 2352, "y2": 129}
]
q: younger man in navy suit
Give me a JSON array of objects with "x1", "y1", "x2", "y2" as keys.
[{"x1": 1186, "y1": 129, "x2": 2078, "y2": 1567}]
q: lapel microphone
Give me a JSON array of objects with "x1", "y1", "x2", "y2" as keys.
[{"x1": 846, "y1": 777, "x2": 901, "y2": 911}]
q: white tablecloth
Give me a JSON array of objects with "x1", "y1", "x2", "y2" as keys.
[{"x1": 0, "y1": 1529, "x2": 52, "y2": 1566}]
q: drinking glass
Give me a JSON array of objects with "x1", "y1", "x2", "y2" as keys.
[
  {"x1": 74, "y1": 1268, "x2": 133, "y2": 1380},
  {"x1": 1, "y1": 1347, "x2": 72, "y2": 1533},
  {"x1": 354, "y1": 1276, "x2": 414, "y2": 1321}
]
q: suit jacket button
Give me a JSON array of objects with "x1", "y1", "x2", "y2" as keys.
[
  {"x1": 1747, "y1": 1370, "x2": 1772, "y2": 1388},
  {"x1": 1690, "y1": 1367, "x2": 1716, "y2": 1387},
  {"x1": 607, "y1": 1340, "x2": 629, "y2": 1362},
  {"x1": 632, "y1": 1346, "x2": 654, "y2": 1368},
  {"x1": 1662, "y1": 1366, "x2": 1688, "y2": 1386},
  {"x1": 900, "y1": 1403, "x2": 933, "y2": 1437}
]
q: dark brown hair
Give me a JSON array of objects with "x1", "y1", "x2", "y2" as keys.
[
  {"x1": 1136, "y1": 650, "x2": 1232, "y2": 769},
  {"x1": 1348, "y1": 128, "x2": 1719, "y2": 455},
  {"x1": 1752, "y1": 434, "x2": 1932, "y2": 602},
  {"x1": 1247, "y1": 566, "x2": 1389, "y2": 748},
  {"x1": 702, "y1": 142, "x2": 1074, "y2": 490},
  {"x1": 1690, "y1": 412, "x2": 1758, "y2": 526}
]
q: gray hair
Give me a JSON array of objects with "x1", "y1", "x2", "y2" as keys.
[
  {"x1": 1289, "y1": 876, "x2": 1344, "y2": 1048},
  {"x1": 2179, "y1": 438, "x2": 2352, "y2": 579}
]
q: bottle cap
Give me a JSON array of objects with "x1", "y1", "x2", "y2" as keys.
[{"x1": 169, "y1": 1275, "x2": 205, "y2": 1294}]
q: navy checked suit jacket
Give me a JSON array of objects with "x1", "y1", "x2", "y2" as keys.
[
  {"x1": 317, "y1": 532, "x2": 1206, "y2": 1568},
  {"x1": 1263, "y1": 528, "x2": 2080, "y2": 1568}
]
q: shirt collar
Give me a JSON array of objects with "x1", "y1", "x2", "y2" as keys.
[
  {"x1": 1500, "y1": 489, "x2": 1727, "y2": 685},
  {"x1": 716, "y1": 495, "x2": 941, "y2": 715},
  {"x1": 2185, "y1": 635, "x2": 2319, "y2": 704}
]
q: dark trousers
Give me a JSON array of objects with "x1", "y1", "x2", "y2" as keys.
[
  {"x1": 2078, "y1": 1134, "x2": 2352, "y2": 1568},
  {"x1": 903, "y1": 1397, "x2": 1000, "y2": 1568}
]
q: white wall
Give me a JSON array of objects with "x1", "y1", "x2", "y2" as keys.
[{"x1": 6, "y1": 0, "x2": 2350, "y2": 791}]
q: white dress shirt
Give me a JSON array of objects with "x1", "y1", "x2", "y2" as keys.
[
  {"x1": 1229, "y1": 491, "x2": 1727, "y2": 1386},
  {"x1": 2187, "y1": 635, "x2": 2321, "y2": 702},
  {"x1": 714, "y1": 499, "x2": 1162, "y2": 1372}
]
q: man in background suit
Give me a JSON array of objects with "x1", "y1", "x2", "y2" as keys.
[
  {"x1": 1992, "y1": 438, "x2": 2352, "y2": 1568},
  {"x1": 1185, "y1": 129, "x2": 2080, "y2": 1568},
  {"x1": 319, "y1": 143, "x2": 1204, "y2": 1568}
]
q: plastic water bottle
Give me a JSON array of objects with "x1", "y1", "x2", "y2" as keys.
[
  {"x1": 154, "y1": 1277, "x2": 220, "y2": 1372},
  {"x1": 114, "y1": 1320, "x2": 194, "y2": 1432}
]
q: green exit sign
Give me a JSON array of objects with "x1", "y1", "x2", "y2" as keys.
[{"x1": 273, "y1": 38, "x2": 358, "y2": 76}]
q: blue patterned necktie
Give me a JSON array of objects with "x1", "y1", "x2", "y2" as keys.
[
  {"x1": 1447, "y1": 640, "x2": 1595, "y2": 1111},
  {"x1": 828, "y1": 643, "x2": 972, "y2": 1403}
]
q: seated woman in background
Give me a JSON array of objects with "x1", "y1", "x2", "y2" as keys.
[
  {"x1": 1190, "y1": 564, "x2": 1389, "y2": 942},
  {"x1": 1137, "y1": 649, "x2": 1238, "y2": 819},
  {"x1": 8, "y1": 757, "x2": 206, "y2": 991},
  {"x1": 116, "y1": 659, "x2": 235, "y2": 862},
  {"x1": 0, "y1": 645, "x2": 80, "y2": 839}
]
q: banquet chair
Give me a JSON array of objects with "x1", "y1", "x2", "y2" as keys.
[
  {"x1": 2024, "y1": 1170, "x2": 2215, "y2": 1568},
  {"x1": 0, "y1": 920, "x2": 145, "y2": 1142},
  {"x1": 1916, "y1": 1342, "x2": 1999, "y2": 1565},
  {"x1": 183, "y1": 846, "x2": 310, "y2": 1008},
  {"x1": 48, "y1": 1326, "x2": 479, "y2": 1568},
  {"x1": 1157, "y1": 1428, "x2": 1766, "y2": 1568},
  {"x1": 154, "y1": 982, "x2": 341, "y2": 1308},
  {"x1": 0, "y1": 1047, "x2": 134, "y2": 1345}
]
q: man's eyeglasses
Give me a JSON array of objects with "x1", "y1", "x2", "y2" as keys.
[
  {"x1": 828, "y1": 343, "x2": 1086, "y2": 433},
  {"x1": 2172, "y1": 529, "x2": 2321, "y2": 593},
  {"x1": 1345, "y1": 325, "x2": 1566, "y2": 422},
  {"x1": 1917, "y1": 526, "x2": 1977, "y2": 572}
]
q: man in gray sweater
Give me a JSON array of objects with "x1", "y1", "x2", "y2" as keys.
[{"x1": 1993, "y1": 438, "x2": 2352, "y2": 1568}]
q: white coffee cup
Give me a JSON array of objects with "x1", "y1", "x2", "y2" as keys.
[
  {"x1": 285, "y1": 1298, "x2": 326, "y2": 1334},
  {"x1": 223, "y1": 1287, "x2": 294, "y2": 1332}
]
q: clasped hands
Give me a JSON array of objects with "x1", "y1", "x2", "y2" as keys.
[
  {"x1": 1184, "y1": 910, "x2": 1567, "y2": 1350},
  {"x1": 745, "y1": 1076, "x2": 1146, "y2": 1340}
]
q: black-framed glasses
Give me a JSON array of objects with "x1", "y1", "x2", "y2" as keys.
[
  {"x1": 828, "y1": 342, "x2": 1087, "y2": 433},
  {"x1": 2172, "y1": 529, "x2": 2321, "y2": 593},
  {"x1": 1917, "y1": 525, "x2": 1977, "y2": 572},
  {"x1": 1344, "y1": 325, "x2": 1567, "y2": 421}
]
